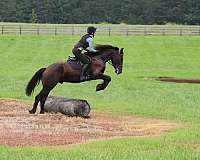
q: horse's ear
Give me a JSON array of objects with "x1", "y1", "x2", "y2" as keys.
[{"x1": 120, "y1": 48, "x2": 124, "y2": 55}]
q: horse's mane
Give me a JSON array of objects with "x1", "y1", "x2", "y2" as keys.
[{"x1": 95, "y1": 44, "x2": 119, "y2": 51}]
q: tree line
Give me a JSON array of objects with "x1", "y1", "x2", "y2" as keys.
[{"x1": 0, "y1": 0, "x2": 199, "y2": 25}]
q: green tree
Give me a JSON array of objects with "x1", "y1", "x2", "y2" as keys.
[
  {"x1": 31, "y1": 9, "x2": 38, "y2": 23},
  {"x1": 0, "y1": 0, "x2": 199, "y2": 25}
]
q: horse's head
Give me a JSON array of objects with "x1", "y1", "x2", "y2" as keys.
[
  {"x1": 111, "y1": 48, "x2": 124, "y2": 75},
  {"x1": 95, "y1": 45, "x2": 124, "y2": 75}
]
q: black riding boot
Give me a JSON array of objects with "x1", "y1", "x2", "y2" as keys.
[{"x1": 80, "y1": 63, "x2": 90, "y2": 81}]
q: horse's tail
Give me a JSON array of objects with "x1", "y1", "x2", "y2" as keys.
[{"x1": 26, "y1": 68, "x2": 46, "y2": 96}]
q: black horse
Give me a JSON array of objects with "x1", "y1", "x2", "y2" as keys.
[{"x1": 26, "y1": 44, "x2": 124, "y2": 114}]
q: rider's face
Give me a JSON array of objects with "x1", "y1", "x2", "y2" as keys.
[{"x1": 93, "y1": 32, "x2": 95, "y2": 37}]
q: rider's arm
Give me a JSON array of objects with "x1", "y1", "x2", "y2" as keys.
[{"x1": 86, "y1": 37, "x2": 98, "y2": 53}]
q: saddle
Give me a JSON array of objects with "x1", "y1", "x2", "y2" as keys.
[
  {"x1": 67, "y1": 56, "x2": 83, "y2": 70},
  {"x1": 67, "y1": 52, "x2": 95, "y2": 71},
  {"x1": 67, "y1": 52, "x2": 93, "y2": 64}
]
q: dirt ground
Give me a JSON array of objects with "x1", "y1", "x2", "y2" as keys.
[
  {"x1": 0, "y1": 99, "x2": 178, "y2": 147},
  {"x1": 144, "y1": 76, "x2": 200, "y2": 84}
]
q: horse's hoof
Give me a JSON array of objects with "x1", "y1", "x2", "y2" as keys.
[
  {"x1": 40, "y1": 111, "x2": 45, "y2": 114},
  {"x1": 96, "y1": 84, "x2": 103, "y2": 91},
  {"x1": 96, "y1": 88, "x2": 101, "y2": 91},
  {"x1": 29, "y1": 110, "x2": 36, "y2": 114}
]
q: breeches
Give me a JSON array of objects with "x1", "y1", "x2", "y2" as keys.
[{"x1": 72, "y1": 48, "x2": 91, "y2": 64}]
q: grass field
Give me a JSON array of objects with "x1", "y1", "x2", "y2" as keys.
[{"x1": 1, "y1": 35, "x2": 200, "y2": 159}]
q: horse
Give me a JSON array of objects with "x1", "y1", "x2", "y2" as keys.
[{"x1": 26, "y1": 44, "x2": 124, "y2": 114}]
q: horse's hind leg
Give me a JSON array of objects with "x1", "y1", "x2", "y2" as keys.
[
  {"x1": 39, "y1": 87, "x2": 52, "y2": 114},
  {"x1": 29, "y1": 86, "x2": 54, "y2": 114},
  {"x1": 29, "y1": 90, "x2": 44, "y2": 114}
]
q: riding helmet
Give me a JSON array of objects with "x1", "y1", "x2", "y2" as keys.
[{"x1": 87, "y1": 26, "x2": 97, "y2": 34}]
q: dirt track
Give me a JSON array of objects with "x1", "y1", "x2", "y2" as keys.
[
  {"x1": 144, "y1": 77, "x2": 200, "y2": 84},
  {"x1": 0, "y1": 99, "x2": 178, "y2": 147}
]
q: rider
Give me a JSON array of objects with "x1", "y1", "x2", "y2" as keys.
[{"x1": 72, "y1": 26, "x2": 98, "y2": 80}]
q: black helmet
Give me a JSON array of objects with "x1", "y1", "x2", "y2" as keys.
[{"x1": 87, "y1": 26, "x2": 97, "y2": 34}]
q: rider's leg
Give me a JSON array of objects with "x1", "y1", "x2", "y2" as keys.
[
  {"x1": 81, "y1": 62, "x2": 90, "y2": 79},
  {"x1": 79, "y1": 55, "x2": 91, "y2": 80},
  {"x1": 72, "y1": 48, "x2": 91, "y2": 80}
]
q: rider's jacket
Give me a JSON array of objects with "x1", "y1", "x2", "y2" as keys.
[{"x1": 74, "y1": 34, "x2": 97, "y2": 53}]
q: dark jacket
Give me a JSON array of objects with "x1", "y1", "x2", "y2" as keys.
[{"x1": 74, "y1": 34, "x2": 93, "y2": 50}]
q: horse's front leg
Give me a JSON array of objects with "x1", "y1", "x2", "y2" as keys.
[{"x1": 94, "y1": 74, "x2": 111, "y2": 91}]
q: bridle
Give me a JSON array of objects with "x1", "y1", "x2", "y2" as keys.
[
  {"x1": 108, "y1": 60, "x2": 113, "y2": 66},
  {"x1": 108, "y1": 61, "x2": 122, "y2": 68}
]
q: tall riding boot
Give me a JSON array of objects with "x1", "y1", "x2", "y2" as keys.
[{"x1": 80, "y1": 63, "x2": 90, "y2": 80}]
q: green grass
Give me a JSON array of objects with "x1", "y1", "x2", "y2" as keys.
[
  {"x1": 1, "y1": 35, "x2": 200, "y2": 159},
  {"x1": 1, "y1": 129, "x2": 200, "y2": 160}
]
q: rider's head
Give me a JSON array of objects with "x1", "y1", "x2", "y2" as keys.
[{"x1": 87, "y1": 26, "x2": 97, "y2": 36}]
